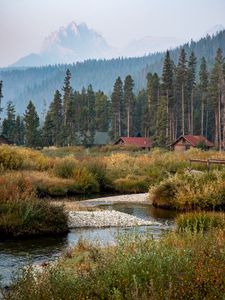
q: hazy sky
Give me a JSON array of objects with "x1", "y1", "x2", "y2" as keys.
[{"x1": 1, "y1": 0, "x2": 225, "y2": 67}]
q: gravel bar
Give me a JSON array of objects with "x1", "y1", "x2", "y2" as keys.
[
  {"x1": 79, "y1": 193, "x2": 150, "y2": 207},
  {"x1": 68, "y1": 210, "x2": 159, "y2": 228}
]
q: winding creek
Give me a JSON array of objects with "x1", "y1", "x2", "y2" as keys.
[{"x1": 0, "y1": 195, "x2": 177, "y2": 286}]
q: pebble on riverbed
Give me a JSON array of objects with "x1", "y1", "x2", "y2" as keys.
[{"x1": 68, "y1": 210, "x2": 159, "y2": 228}]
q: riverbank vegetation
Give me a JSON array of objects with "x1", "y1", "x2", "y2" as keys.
[
  {"x1": 2, "y1": 145, "x2": 225, "y2": 202},
  {"x1": 3, "y1": 227, "x2": 225, "y2": 300},
  {"x1": 150, "y1": 171, "x2": 225, "y2": 210},
  {"x1": 0, "y1": 171, "x2": 68, "y2": 239},
  {"x1": 1, "y1": 144, "x2": 225, "y2": 238}
]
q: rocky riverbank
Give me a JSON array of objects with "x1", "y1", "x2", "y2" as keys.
[{"x1": 68, "y1": 210, "x2": 158, "y2": 228}]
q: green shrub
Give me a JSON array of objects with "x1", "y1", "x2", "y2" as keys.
[
  {"x1": 150, "y1": 171, "x2": 225, "y2": 210},
  {"x1": 83, "y1": 159, "x2": 112, "y2": 191},
  {"x1": 0, "y1": 146, "x2": 23, "y2": 170},
  {"x1": 113, "y1": 175, "x2": 150, "y2": 193},
  {"x1": 0, "y1": 199, "x2": 68, "y2": 238},
  {"x1": 53, "y1": 157, "x2": 78, "y2": 179},
  {"x1": 150, "y1": 174, "x2": 182, "y2": 209},
  {"x1": 176, "y1": 212, "x2": 225, "y2": 232},
  {"x1": 73, "y1": 167, "x2": 99, "y2": 194}
]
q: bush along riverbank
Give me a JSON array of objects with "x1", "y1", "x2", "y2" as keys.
[
  {"x1": 0, "y1": 173, "x2": 68, "y2": 239},
  {"x1": 150, "y1": 171, "x2": 225, "y2": 211},
  {"x1": 2, "y1": 224, "x2": 225, "y2": 300}
]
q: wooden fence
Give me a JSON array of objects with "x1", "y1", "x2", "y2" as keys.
[{"x1": 189, "y1": 158, "x2": 225, "y2": 171}]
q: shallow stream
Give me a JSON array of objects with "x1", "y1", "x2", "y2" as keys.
[{"x1": 0, "y1": 202, "x2": 177, "y2": 286}]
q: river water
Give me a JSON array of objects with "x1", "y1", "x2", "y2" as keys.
[{"x1": 0, "y1": 203, "x2": 177, "y2": 286}]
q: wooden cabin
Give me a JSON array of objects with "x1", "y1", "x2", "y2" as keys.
[
  {"x1": 170, "y1": 135, "x2": 214, "y2": 151},
  {"x1": 114, "y1": 137, "x2": 152, "y2": 150}
]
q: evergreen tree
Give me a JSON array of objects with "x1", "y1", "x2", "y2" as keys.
[
  {"x1": 24, "y1": 101, "x2": 40, "y2": 147},
  {"x1": 52, "y1": 90, "x2": 64, "y2": 146},
  {"x1": 199, "y1": 57, "x2": 209, "y2": 136},
  {"x1": 43, "y1": 110, "x2": 54, "y2": 146},
  {"x1": 43, "y1": 90, "x2": 64, "y2": 146},
  {"x1": 155, "y1": 96, "x2": 167, "y2": 147},
  {"x1": 2, "y1": 101, "x2": 16, "y2": 143},
  {"x1": 124, "y1": 75, "x2": 135, "y2": 137},
  {"x1": 14, "y1": 115, "x2": 25, "y2": 145},
  {"x1": 187, "y1": 51, "x2": 197, "y2": 134},
  {"x1": 209, "y1": 48, "x2": 224, "y2": 149},
  {"x1": 162, "y1": 51, "x2": 174, "y2": 142},
  {"x1": 134, "y1": 89, "x2": 147, "y2": 137},
  {"x1": 111, "y1": 77, "x2": 123, "y2": 140},
  {"x1": 62, "y1": 69, "x2": 73, "y2": 126},
  {"x1": 62, "y1": 70, "x2": 77, "y2": 145},
  {"x1": 95, "y1": 91, "x2": 110, "y2": 132},
  {"x1": 146, "y1": 73, "x2": 160, "y2": 139},
  {"x1": 79, "y1": 86, "x2": 96, "y2": 145},
  {"x1": 176, "y1": 48, "x2": 188, "y2": 135},
  {"x1": 86, "y1": 85, "x2": 96, "y2": 144}
]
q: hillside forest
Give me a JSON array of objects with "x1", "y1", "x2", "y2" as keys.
[
  {"x1": 0, "y1": 30, "x2": 224, "y2": 116},
  {"x1": 0, "y1": 46, "x2": 225, "y2": 149}
]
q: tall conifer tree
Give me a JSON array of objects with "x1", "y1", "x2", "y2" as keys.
[
  {"x1": 124, "y1": 75, "x2": 135, "y2": 137},
  {"x1": 199, "y1": 57, "x2": 209, "y2": 136},
  {"x1": 187, "y1": 51, "x2": 197, "y2": 134},
  {"x1": 176, "y1": 48, "x2": 188, "y2": 135},
  {"x1": 24, "y1": 101, "x2": 40, "y2": 147},
  {"x1": 209, "y1": 48, "x2": 224, "y2": 149},
  {"x1": 2, "y1": 101, "x2": 16, "y2": 143},
  {"x1": 111, "y1": 77, "x2": 123, "y2": 140},
  {"x1": 162, "y1": 50, "x2": 174, "y2": 142}
]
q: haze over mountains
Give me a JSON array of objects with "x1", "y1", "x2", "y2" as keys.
[
  {"x1": 10, "y1": 22, "x2": 225, "y2": 68},
  {"x1": 0, "y1": 24, "x2": 224, "y2": 117},
  {"x1": 11, "y1": 21, "x2": 187, "y2": 67}
]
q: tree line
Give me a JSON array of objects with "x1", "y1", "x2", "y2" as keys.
[{"x1": 0, "y1": 47, "x2": 225, "y2": 149}]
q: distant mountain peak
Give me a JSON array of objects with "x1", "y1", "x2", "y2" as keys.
[
  {"x1": 68, "y1": 21, "x2": 79, "y2": 32},
  {"x1": 11, "y1": 21, "x2": 113, "y2": 67}
]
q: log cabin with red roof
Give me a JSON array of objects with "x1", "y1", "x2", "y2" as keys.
[
  {"x1": 113, "y1": 137, "x2": 152, "y2": 150},
  {"x1": 170, "y1": 135, "x2": 214, "y2": 151}
]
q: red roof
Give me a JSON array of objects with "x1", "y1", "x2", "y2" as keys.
[
  {"x1": 171, "y1": 135, "x2": 214, "y2": 147},
  {"x1": 114, "y1": 137, "x2": 152, "y2": 148}
]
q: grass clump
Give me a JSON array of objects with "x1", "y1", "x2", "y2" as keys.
[
  {"x1": 52, "y1": 158, "x2": 100, "y2": 194},
  {"x1": 150, "y1": 171, "x2": 225, "y2": 210},
  {"x1": 113, "y1": 175, "x2": 150, "y2": 193},
  {"x1": 176, "y1": 212, "x2": 225, "y2": 232},
  {"x1": 72, "y1": 167, "x2": 99, "y2": 194},
  {"x1": 0, "y1": 199, "x2": 68, "y2": 238},
  {"x1": 0, "y1": 172, "x2": 35, "y2": 201},
  {"x1": 0, "y1": 172, "x2": 68, "y2": 238},
  {"x1": 4, "y1": 230, "x2": 225, "y2": 299},
  {"x1": 0, "y1": 146, "x2": 50, "y2": 171},
  {"x1": 0, "y1": 146, "x2": 23, "y2": 170},
  {"x1": 53, "y1": 157, "x2": 78, "y2": 179},
  {"x1": 83, "y1": 158, "x2": 112, "y2": 191}
]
